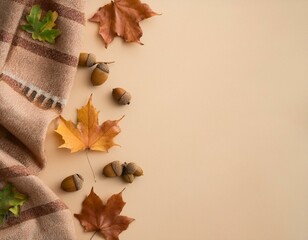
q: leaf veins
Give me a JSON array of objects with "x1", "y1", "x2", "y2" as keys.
[
  {"x1": 55, "y1": 95, "x2": 123, "y2": 153},
  {"x1": 89, "y1": 0, "x2": 159, "y2": 48},
  {"x1": 21, "y1": 5, "x2": 61, "y2": 44},
  {"x1": 74, "y1": 188, "x2": 134, "y2": 240}
]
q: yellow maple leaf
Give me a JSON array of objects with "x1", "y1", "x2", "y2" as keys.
[{"x1": 56, "y1": 95, "x2": 122, "y2": 153}]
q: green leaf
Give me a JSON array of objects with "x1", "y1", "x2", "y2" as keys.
[
  {"x1": 21, "y1": 4, "x2": 61, "y2": 44},
  {"x1": 37, "y1": 29, "x2": 61, "y2": 44},
  {"x1": 26, "y1": 4, "x2": 42, "y2": 27},
  {"x1": 21, "y1": 24, "x2": 34, "y2": 33},
  {"x1": 0, "y1": 183, "x2": 28, "y2": 225}
]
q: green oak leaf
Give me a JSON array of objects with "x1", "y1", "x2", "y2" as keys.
[
  {"x1": 21, "y1": 5, "x2": 61, "y2": 44},
  {"x1": 0, "y1": 183, "x2": 28, "y2": 225}
]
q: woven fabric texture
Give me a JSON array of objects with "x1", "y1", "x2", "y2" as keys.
[{"x1": 0, "y1": 0, "x2": 85, "y2": 239}]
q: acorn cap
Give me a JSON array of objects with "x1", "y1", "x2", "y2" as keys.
[
  {"x1": 125, "y1": 162, "x2": 143, "y2": 176},
  {"x1": 112, "y1": 88, "x2": 131, "y2": 105},
  {"x1": 133, "y1": 167, "x2": 143, "y2": 176},
  {"x1": 103, "y1": 161, "x2": 123, "y2": 177},
  {"x1": 78, "y1": 53, "x2": 96, "y2": 67},
  {"x1": 86, "y1": 53, "x2": 97, "y2": 67},
  {"x1": 91, "y1": 63, "x2": 109, "y2": 86},
  {"x1": 61, "y1": 174, "x2": 84, "y2": 192},
  {"x1": 97, "y1": 62, "x2": 109, "y2": 73},
  {"x1": 122, "y1": 173, "x2": 135, "y2": 183}
]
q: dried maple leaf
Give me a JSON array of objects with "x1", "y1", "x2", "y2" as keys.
[
  {"x1": 55, "y1": 95, "x2": 122, "y2": 153},
  {"x1": 74, "y1": 188, "x2": 134, "y2": 240},
  {"x1": 89, "y1": 0, "x2": 159, "y2": 48},
  {"x1": 0, "y1": 183, "x2": 28, "y2": 225}
]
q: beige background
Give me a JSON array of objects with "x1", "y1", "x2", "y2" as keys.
[{"x1": 39, "y1": 1, "x2": 308, "y2": 239}]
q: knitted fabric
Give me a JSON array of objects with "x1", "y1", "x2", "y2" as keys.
[{"x1": 0, "y1": 0, "x2": 84, "y2": 239}]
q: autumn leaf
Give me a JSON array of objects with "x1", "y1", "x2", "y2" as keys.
[
  {"x1": 0, "y1": 183, "x2": 28, "y2": 225},
  {"x1": 21, "y1": 5, "x2": 61, "y2": 44},
  {"x1": 74, "y1": 188, "x2": 134, "y2": 240},
  {"x1": 55, "y1": 95, "x2": 122, "y2": 153},
  {"x1": 89, "y1": 0, "x2": 159, "y2": 48}
]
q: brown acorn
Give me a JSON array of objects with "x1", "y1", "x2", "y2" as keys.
[
  {"x1": 112, "y1": 88, "x2": 131, "y2": 105},
  {"x1": 125, "y1": 162, "x2": 143, "y2": 176},
  {"x1": 91, "y1": 62, "x2": 109, "y2": 86},
  {"x1": 78, "y1": 53, "x2": 96, "y2": 67},
  {"x1": 122, "y1": 173, "x2": 135, "y2": 183},
  {"x1": 61, "y1": 174, "x2": 84, "y2": 192},
  {"x1": 103, "y1": 161, "x2": 123, "y2": 177}
]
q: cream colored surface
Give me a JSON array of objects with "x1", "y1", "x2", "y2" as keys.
[{"x1": 39, "y1": 1, "x2": 308, "y2": 239}]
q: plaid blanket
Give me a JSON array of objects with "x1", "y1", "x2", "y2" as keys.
[{"x1": 0, "y1": 0, "x2": 84, "y2": 239}]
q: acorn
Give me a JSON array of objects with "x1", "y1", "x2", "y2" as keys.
[
  {"x1": 125, "y1": 162, "x2": 143, "y2": 176},
  {"x1": 122, "y1": 173, "x2": 135, "y2": 183},
  {"x1": 91, "y1": 62, "x2": 109, "y2": 86},
  {"x1": 61, "y1": 174, "x2": 84, "y2": 192},
  {"x1": 103, "y1": 161, "x2": 123, "y2": 177},
  {"x1": 78, "y1": 53, "x2": 96, "y2": 67},
  {"x1": 112, "y1": 88, "x2": 131, "y2": 105}
]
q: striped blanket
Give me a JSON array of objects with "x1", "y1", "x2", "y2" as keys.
[{"x1": 0, "y1": 0, "x2": 84, "y2": 239}]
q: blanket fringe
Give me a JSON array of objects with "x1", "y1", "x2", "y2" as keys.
[{"x1": 0, "y1": 71, "x2": 66, "y2": 112}]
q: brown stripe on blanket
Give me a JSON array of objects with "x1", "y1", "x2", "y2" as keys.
[
  {"x1": 0, "y1": 30, "x2": 77, "y2": 67},
  {"x1": 0, "y1": 73, "x2": 63, "y2": 112},
  {"x1": 0, "y1": 73, "x2": 22, "y2": 88},
  {"x1": 1, "y1": 199, "x2": 68, "y2": 229},
  {"x1": 0, "y1": 125, "x2": 7, "y2": 139},
  {"x1": 10, "y1": 0, "x2": 85, "y2": 25},
  {"x1": 0, "y1": 134, "x2": 43, "y2": 173},
  {"x1": 4, "y1": 45, "x2": 77, "y2": 98},
  {"x1": 13, "y1": 35, "x2": 78, "y2": 67},
  {"x1": 7, "y1": 0, "x2": 27, "y2": 4},
  {"x1": 16, "y1": 18, "x2": 84, "y2": 57},
  {"x1": 0, "y1": 42, "x2": 10, "y2": 72},
  {"x1": 0, "y1": 165, "x2": 30, "y2": 180}
]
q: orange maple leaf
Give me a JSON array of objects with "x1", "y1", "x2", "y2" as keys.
[
  {"x1": 89, "y1": 0, "x2": 159, "y2": 48},
  {"x1": 55, "y1": 95, "x2": 122, "y2": 153},
  {"x1": 74, "y1": 188, "x2": 134, "y2": 240}
]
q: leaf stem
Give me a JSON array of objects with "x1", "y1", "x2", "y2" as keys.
[
  {"x1": 86, "y1": 150, "x2": 96, "y2": 183},
  {"x1": 90, "y1": 231, "x2": 98, "y2": 240}
]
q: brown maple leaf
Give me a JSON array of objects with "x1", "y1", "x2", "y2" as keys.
[
  {"x1": 74, "y1": 188, "x2": 134, "y2": 240},
  {"x1": 55, "y1": 95, "x2": 122, "y2": 153},
  {"x1": 89, "y1": 0, "x2": 159, "y2": 48}
]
